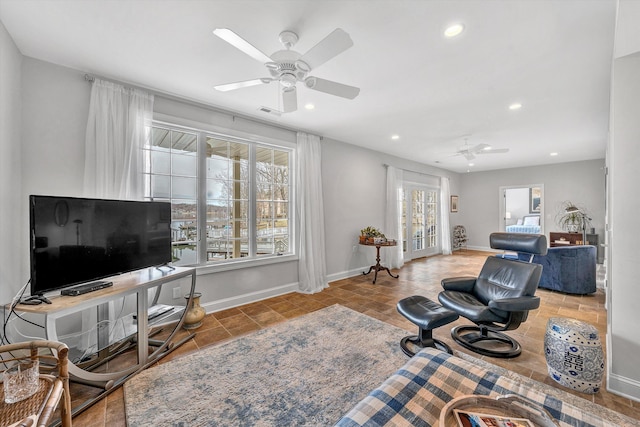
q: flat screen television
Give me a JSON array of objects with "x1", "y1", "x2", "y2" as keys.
[{"x1": 29, "y1": 195, "x2": 172, "y2": 296}]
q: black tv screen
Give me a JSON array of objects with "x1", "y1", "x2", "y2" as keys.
[{"x1": 29, "y1": 195, "x2": 172, "y2": 296}]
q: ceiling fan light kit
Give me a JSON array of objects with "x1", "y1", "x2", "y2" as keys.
[{"x1": 213, "y1": 27, "x2": 360, "y2": 113}]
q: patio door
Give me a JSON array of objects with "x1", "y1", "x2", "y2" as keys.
[{"x1": 402, "y1": 185, "x2": 440, "y2": 260}]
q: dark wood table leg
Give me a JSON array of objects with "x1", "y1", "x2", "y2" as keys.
[{"x1": 362, "y1": 245, "x2": 399, "y2": 284}]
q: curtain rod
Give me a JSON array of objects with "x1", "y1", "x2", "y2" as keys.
[
  {"x1": 82, "y1": 73, "x2": 321, "y2": 139},
  {"x1": 383, "y1": 163, "x2": 442, "y2": 179}
]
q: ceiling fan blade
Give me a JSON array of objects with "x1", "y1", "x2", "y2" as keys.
[
  {"x1": 213, "y1": 28, "x2": 273, "y2": 64},
  {"x1": 282, "y1": 87, "x2": 297, "y2": 113},
  {"x1": 304, "y1": 77, "x2": 360, "y2": 99},
  {"x1": 299, "y1": 28, "x2": 354, "y2": 70},
  {"x1": 214, "y1": 78, "x2": 271, "y2": 92},
  {"x1": 478, "y1": 148, "x2": 509, "y2": 154},
  {"x1": 469, "y1": 143, "x2": 490, "y2": 153}
]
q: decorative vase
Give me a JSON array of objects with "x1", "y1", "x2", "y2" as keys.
[
  {"x1": 544, "y1": 317, "x2": 604, "y2": 394},
  {"x1": 183, "y1": 292, "x2": 206, "y2": 330}
]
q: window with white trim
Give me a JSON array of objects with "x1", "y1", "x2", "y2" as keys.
[{"x1": 143, "y1": 123, "x2": 292, "y2": 267}]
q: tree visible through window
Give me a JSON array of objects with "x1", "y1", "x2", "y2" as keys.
[{"x1": 143, "y1": 124, "x2": 292, "y2": 266}]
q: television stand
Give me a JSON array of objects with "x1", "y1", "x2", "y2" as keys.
[{"x1": 12, "y1": 266, "x2": 196, "y2": 420}]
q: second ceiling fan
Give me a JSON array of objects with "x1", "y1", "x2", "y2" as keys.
[
  {"x1": 213, "y1": 28, "x2": 360, "y2": 113},
  {"x1": 454, "y1": 139, "x2": 509, "y2": 161}
]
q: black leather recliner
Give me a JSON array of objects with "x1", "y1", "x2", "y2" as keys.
[{"x1": 438, "y1": 232, "x2": 548, "y2": 358}]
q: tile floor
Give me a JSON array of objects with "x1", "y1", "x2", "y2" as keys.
[{"x1": 68, "y1": 250, "x2": 640, "y2": 425}]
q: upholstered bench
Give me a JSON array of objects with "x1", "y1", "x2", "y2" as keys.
[
  {"x1": 517, "y1": 245, "x2": 597, "y2": 294},
  {"x1": 396, "y1": 296, "x2": 459, "y2": 356}
]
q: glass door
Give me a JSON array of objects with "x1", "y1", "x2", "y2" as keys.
[{"x1": 402, "y1": 186, "x2": 440, "y2": 260}]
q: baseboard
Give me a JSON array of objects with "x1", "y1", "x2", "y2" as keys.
[
  {"x1": 607, "y1": 371, "x2": 640, "y2": 402},
  {"x1": 199, "y1": 267, "x2": 370, "y2": 314},
  {"x1": 327, "y1": 266, "x2": 369, "y2": 283},
  {"x1": 200, "y1": 282, "x2": 299, "y2": 313}
]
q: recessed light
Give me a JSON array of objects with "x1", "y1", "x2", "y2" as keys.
[
  {"x1": 509, "y1": 103, "x2": 522, "y2": 110},
  {"x1": 304, "y1": 103, "x2": 315, "y2": 110},
  {"x1": 468, "y1": 162, "x2": 474, "y2": 167},
  {"x1": 391, "y1": 134, "x2": 400, "y2": 140},
  {"x1": 444, "y1": 23, "x2": 465, "y2": 38},
  {"x1": 550, "y1": 152, "x2": 558, "y2": 156}
]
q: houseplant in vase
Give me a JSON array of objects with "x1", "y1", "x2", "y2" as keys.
[
  {"x1": 360, "y1": 226, "x2": 386, "y2": 244},
  {"x1": 556, "y1": 201, "x2": 591, "y2": 233}
]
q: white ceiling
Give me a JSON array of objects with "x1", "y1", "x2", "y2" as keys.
[{"x1": 0, "y1": 0, "x2": 616, "y2": 173}]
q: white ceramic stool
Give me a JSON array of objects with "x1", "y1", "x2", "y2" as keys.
[{"x1": 544, "y1": 317, "x2": 604, "y2": 393}]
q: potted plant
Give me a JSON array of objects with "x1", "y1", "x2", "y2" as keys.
[
  {"x1": 556, "y1": 201, "x2": 591, "y2": 233},
  {"x1": 360, "y1": 226, "x2": 386, "y2": 244}
]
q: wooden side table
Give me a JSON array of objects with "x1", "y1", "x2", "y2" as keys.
[{"x1": 360, "y1": 241, "x2": 399, "y2": 284}]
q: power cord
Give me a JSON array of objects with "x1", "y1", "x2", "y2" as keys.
[{"x1": 2, "y1": 279, "x2": 45, "y2": 345}]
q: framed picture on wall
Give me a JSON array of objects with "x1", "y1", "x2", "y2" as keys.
[
  {"x1": 530, "y1": 187, "x2": 541, "y2": 213},
  {"x1": 451, "y1": 195, "x2": 459, "y2": 212}
]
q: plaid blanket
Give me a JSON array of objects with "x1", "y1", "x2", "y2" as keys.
[{"x1": 336, "y1": 348, "x2": 635, "y2": 427}]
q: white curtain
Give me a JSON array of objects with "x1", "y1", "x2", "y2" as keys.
[
  {"x1": 296, "y1": 132, "x2": 328, "y2": 293},
  {"x1": 382, "y1": 166, "x2": 404, "y2": 268},
  {"x1": 81, "y1": 79, "x2": 153, "y2": 352},
  {"x1": 440, "y1": 176, "x2": 452, "y2": 255},
  {"x1": 84, "y1": 78, "x2": 154, "y2": 200}
]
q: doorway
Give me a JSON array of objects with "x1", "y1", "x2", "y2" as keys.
[
  {"x1": 500, "y1": 184, "x2": 544, "y2": 235},
  {"x1": 402, "y1": 185, "x2": 440, "y2": 260}
]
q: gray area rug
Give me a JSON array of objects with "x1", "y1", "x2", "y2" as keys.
[{"x1": 124, "y1": 304, "x2": 412, "y2": 426}]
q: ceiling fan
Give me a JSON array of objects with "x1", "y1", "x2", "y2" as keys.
[
  {"x1": 454, "y1": 139, "x2": 509, "y2": 161},
  {"x1": 212, "y1": 28, "x2": 360, "y2": 113}
]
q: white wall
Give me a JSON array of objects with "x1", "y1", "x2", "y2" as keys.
[
  {"x1": 457, "y1": 160, "x2": 605, "y2": 250},
  {"x1": 321, "y1": 138, "x2": 459, "y2": 280},
  {"x1": 0, "y1": 20, "x2": 23, "y2": 304},
  {"x1": 607, "y1": 0, "x2": 640, "y2": 400}
]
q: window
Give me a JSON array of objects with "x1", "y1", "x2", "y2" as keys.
[{"x1": 143, "y1": 123, "x2": 292, "y2": 267}]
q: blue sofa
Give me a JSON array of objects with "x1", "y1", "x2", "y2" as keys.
[{"x1": 516, "y1": 245, "x2": 597, "y2": 294}]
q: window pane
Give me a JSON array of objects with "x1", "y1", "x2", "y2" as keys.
[
  {"x1": 274, "y1": 185, "x2": 288, "y2": 201},
  {"x1": 206, "y1": 156, "x2": 229, "y2": 178},
  {"x1": 229, "y1": 141, "x2": 249, "y2": 161},
  {"x1": 171, "y1": 200, "x2": 197, "y2": 266},
  {"x1": 207, "y1": 200, "x2": 230, "y2": 221},
  {"x1": 233, "y1": 201, "x2": 249, "y2": 220},
  {"x1": 172, "y1": 176, "x2": 197, "y2": 199},
  {"x1": 151, "y1": 175, "x2": 170, "y2": 199},
  {"x1": 274, "y1": 202, "x2": 288, "y2": 219},
  {"x1": 151, "y1": 127, "x2": 169, "y2": 149},
  {"x1": 206, "y1": 179, "x2": 227, "y2": 200},
  {"x1": 152, "y1": 150, "x2": 171, "y2": 174},
  {"x1": 256, "y1": 201, "x2": 273, "y2": 221},
  {"x1": 172, "y1": 153, "x2": 196, "y2": 176},
  {"x1": 274, "y1": 150, "x2": 288, "y2": 167},
  {"x1": 171, "y1": 130, "x2": 197, "y2": 154},
  {"x1": 257, "y1": 184, "x2": 272, "y2": 200}
]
